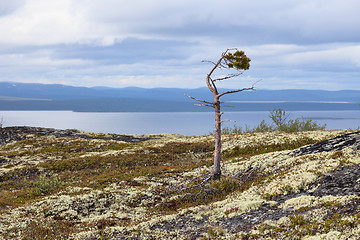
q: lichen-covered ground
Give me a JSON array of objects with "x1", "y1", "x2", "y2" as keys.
[{"x1": 0, "y1": 127, "x2": 360, "y2": 239}]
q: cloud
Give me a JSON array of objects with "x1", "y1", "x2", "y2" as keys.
[
  {"x1": 0, "y1": 1, "x2": 24, "y2": 17},
  {"x1": 249, "y1": 43, "x2": 360, "y2": 70},
  {"x1": 0, "y1": 0, "x2": 359, "y2": 90},
  {"x1": 51, "y1": 38, "x2": 197, "y2": 65},
  {"x1": 68, "y1": 0, "x2": 360, "y2": 45},
  {"x1": 3, "y1": 0, "x2": 359, "y2": 46},
  {"x1": 282, "y1": 44, "x2": 360, "y2": 70},
  {"x1": 0, "y1": 0, "x2": 83, "y2": 45}
]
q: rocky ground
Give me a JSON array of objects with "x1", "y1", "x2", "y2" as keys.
[
  {"x1": 0, "y1": 126, "x2": 151, "y2": 145},
  {"x1": 0, "y1": 127, "x2": 359, "y2": 239}
]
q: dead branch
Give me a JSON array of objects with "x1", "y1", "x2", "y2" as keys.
[
  {"x1": 220, "y1": 119, "x2": 235, "y2": 123},
  {"x1": 185, "y1": 94, "x2": 214, "y2": 106},
  {"x1": 231, "y1": 164, "x2": 255, "y2": 184},
  {"x1": 180, "y1": 192, "x2": 199, "y2": 200},
  {"x1": 218, "y1": 87, "x2": 255, "y2": 98},
  {"x1": 213, "y1": 73, "x2": 243, "y2": 82},
  {"x1": 195, "y1": 104, "x2": 215, "y2": 108},
  {"x1": 209, "y1": 76, "x2": 218, "y2": 94},
  {"x1": 201, "y1": 60, "x2": 217, "y2": 66},
  {"x1": 177, "y1": 164, "x2": 258, "y2": 201},
  {"x1": 178, "y1": 175, "x2": 212, "y2": 193},
  {"x1": 217, "y1": 79, "x2": 261, "y2": 98}
]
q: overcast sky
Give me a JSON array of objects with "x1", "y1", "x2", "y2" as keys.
[{"x1": 0, "y1": 0, "x2": 359, "y2": 90}]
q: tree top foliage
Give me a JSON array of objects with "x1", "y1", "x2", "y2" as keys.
[{"x1": 224, "y1": 50, "x2": 251, "y2": 70}]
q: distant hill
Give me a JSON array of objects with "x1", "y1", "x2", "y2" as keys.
[{"x1": 0, "y1": 82, "x2": 359, "y2": 112}]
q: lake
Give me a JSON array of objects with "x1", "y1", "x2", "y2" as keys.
[{"x1": 1, "y1": 110, "x2": 360, "y2": 136}]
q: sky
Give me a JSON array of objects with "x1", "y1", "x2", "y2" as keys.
[{"x1": 0, "y1": 0, "x2": 359, "y2": 90}]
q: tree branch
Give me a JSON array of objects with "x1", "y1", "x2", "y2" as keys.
[
  {"x1": 213, "y1": 73, "x2": 243, "y2": 82},
  {"x1": 220, "y1": 119, "x2": 235, "y2": 123},
  {"x1": 206, "y1": 54, "x2": 227, "y2": 95},
  {"x1": 195, "y1": 103, "x2": 215, "y2": 108},
  {"x1": 210, "y1": 77, "x2": 219, "y2": 94},
  {"x1": 185, "y1": 94, "x2": 214, "y2": 106},
  {"x1": 178, "y1": 175, "x2": 212, "y2": 192},
  {"x1": 217, "y1": 79, "x2": 261, "y2": 98},
  {"x1": 201, "y1": 60, "x2": 217, "y2": 65},
  {"x1": 217, "y1": 87, "x2": 255, "y2": 98}
]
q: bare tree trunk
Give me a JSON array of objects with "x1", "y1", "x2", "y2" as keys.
[
  {"x1": 186, "y1": 49, "x2": 254, "y2": 180},
  {"x1": 213, "y1": 97, "x2": 222, "y2": 180}
]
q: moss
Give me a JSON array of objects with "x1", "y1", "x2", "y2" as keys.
[
  {"x1": 144, "y1": 141, "x2": 214, "y2": 154},
  {"x1": 33, "y1": 174, "x2": 71, "y2": 196},
  {"x1": 0, "y1": 129, "x2": 357, "y2": 239},
  {"x1": 31, "y1": 140, "x2": 213, "y2": 190},
  {"x1": 158, "y1": 177, "x2": 241, "y2": 212},
  {"x1": 0, "y1": 173, "x2": 73, "y2": 208},
  {"x1": 329, "y1": 150, "x2": 344, "y2": 159},
  {"x1": 224, "y1": 137, "x2": 317, "y2": 159},
  {"x1": 284, "y1": 213, "x2": 358, "y2": 238},
  {"x1": 207, "y1": 226, "x2": 225, "y2": 238},
  {"x1": 254, "y1": 200, "x2": 360, "y2": 239},
  {"x1": 1, "y1": 137, "x2": 129, "y2": 159},
  {"x1": 159, "y1": 170, "x2": 267, "y2": 213},
  {"x1": 278, "y1": 185, "x2": 296, "y2": 196},
  {"x1": 4, "y1": 218, "x2": 85, "y2": 239}
]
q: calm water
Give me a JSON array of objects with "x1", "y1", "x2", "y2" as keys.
[{"x1": 1, "y1": 110, "x2": 360, "y2": 136}]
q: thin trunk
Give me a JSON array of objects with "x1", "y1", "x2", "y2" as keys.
[
  {"x1": 203, "y1": 49, "x2": 252, "y2": 180},
  {"x1": 213, "y1": 97, "x2": 222, "y2": 180}
]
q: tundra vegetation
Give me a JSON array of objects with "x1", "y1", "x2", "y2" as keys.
[
  {"x1": 0, "y1": 122, "x2": 359, "y2": 239},
  {"x1": 221, "y1": 109, "x2": 326, "y2": 134}
]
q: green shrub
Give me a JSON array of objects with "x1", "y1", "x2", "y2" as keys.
[
  {"x1": 222, "y1": 109, "x2": 326, "y2": 134},
  {"x1": 252, "y1": 119, "x2": 274, "y2": 132},
  {"x1": 270, "y1": 109, "x2": 326, "y2": 132},
  {"x1": 33, "y1": 174, "x2": 69, "y2": 196}
]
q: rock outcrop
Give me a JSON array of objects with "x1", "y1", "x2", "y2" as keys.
[
  {"x1": 292, "y1": 130, "x2": 360, "y2": 155},
  {"x1": 0, "y1": 126, "x2": 151, "y2": 144}
]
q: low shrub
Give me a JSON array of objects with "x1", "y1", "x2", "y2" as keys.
[
  {"x1": 222, "y1": 108, "x2": 326, "y2": 134},
  {"x1": 224, "y1": 136, "x2": 317, "y2": 159}
]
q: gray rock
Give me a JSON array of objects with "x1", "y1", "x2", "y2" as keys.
[
  {"x1": 291, "y1": 130, "x2": 360, "y2": 155},
  {"x1": 0, "y1": 126, "x2": 151, "y2": 145}
]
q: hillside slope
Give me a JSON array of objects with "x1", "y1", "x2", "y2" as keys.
[{"x1": 0, "y1": 127, "x2": 360, "y2": 239}]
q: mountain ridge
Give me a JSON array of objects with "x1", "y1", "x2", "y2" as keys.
[{"x1": 0, "y1": 81, "x2": 360, "y2": 112}]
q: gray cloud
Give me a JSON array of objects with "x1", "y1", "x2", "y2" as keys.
[
  {"x1": 0, "y1": 0, "x2": 359, "y2": 90},
  {"x1": 51, "y1": 38, "x2": 197, "y2": 64},
  {"x1": 0, "y1": 1, "x2": 24, "y2": 17},
  {"x1": 72, "y1": 0, "x2": 360, "y2": 45}
]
